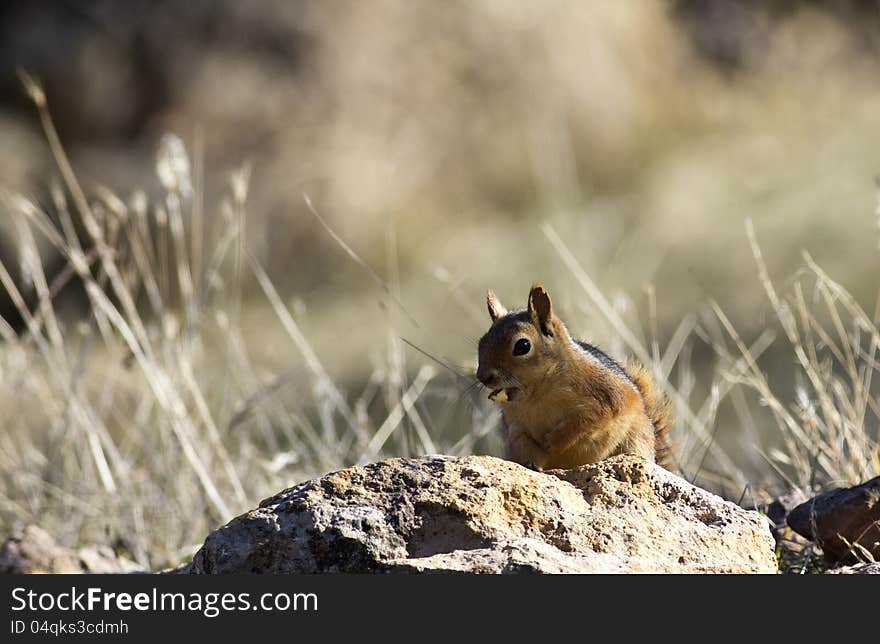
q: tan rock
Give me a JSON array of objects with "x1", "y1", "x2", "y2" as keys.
[
  {"x1": 186, "y1": 454, "x2": 777, "y2": 574},
  {"x1": 0, "y1": 525, "x2": 141, "y2": 574}
]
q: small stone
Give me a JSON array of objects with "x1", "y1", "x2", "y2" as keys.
[
  {"x1": 0, "y1": 525, "x2": 141, "y2": 574},
  {"x1": 825, "y1": 562, "x2": 880, "y2": 574},
  {"x1": 787, "y1": 475, "x2": 880, "y2": 565}
]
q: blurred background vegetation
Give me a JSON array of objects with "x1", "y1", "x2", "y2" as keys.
[{"x1": 1, "y1": 1, "x2": 879, "y2": 567}]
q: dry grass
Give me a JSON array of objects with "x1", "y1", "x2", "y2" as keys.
[
  {"x1": 713, "y1": 221, "x2": 880, "y2": 491},
  {"x1": 1, "y1": 74, "x2": 878, "y2": 571},
  {"x1": 0, "y1": 79, "x2": 504, "y2": 568}
]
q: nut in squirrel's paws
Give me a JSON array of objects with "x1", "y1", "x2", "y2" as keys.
[{"x1": 488, "y1": 388, "x2": 518, "y2": 403}]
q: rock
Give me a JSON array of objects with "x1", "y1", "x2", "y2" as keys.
[
  {"x1": 1, "y1": 525, "x2": 82, "y2": 574},
  {"x1": 0, "y1": 525, "x2": 142, "y2": 574},
  {"x1": 185, "y1": 454, "x2": 777, "y2": 574},
  {"x1": 76, "y1": 545, "x2": 143, "y2": 574},
  {"x1": 787, "y1": 476, "x2": 880, "y2": 565},
  {"x1": 825, "y1": 562, "x2": 880, "y2": 574}
]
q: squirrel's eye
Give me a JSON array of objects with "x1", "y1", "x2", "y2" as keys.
[{"x1": 512, "y1": 338, "x2": 531, "y2": 356}]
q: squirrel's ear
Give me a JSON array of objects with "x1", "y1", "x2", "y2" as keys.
[
  {"x1": 487, "y1": 289, "x2": 507, "y2": 322},
  {"x1": 528, "y1": 282, "x2": 553, "y2": 336}
]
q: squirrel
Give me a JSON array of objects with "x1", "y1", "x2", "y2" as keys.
[{"x1": 476, "y1": 282, "x2": 672, "y2": 471}]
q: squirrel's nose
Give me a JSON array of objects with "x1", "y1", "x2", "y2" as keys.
[{"x1": 476, "y1": 365, "x2": 498, "y2": 387}]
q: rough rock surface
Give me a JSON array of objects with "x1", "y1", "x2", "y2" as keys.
[
  {"x1": 185, "y1": 454, "x2": 777, "y2": 574},
  {"x1": 0, "y1": 525, "x2": 142, "y2": 574},
  {"x1": 787, "y1": 475, "x2": 880, "y2": 564},
  {"x1": 825, "y1": 562, "x2": 880, "y2": 574}
]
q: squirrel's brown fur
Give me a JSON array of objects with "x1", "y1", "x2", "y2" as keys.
[
  {"x1": 624, "y1": 361, "x2": 673, "y2": 469},
  {"x1": 477, "y1": 282, "x2": 674, "y2": 471}
]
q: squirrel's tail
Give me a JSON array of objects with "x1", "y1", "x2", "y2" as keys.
[{"x1": 626, "y1": 362, "x2": 674, "y2": 470}]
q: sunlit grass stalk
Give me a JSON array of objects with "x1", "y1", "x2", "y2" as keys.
[{"x1": 542, "y1": 222, "x2": 742, "y2": 484}]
